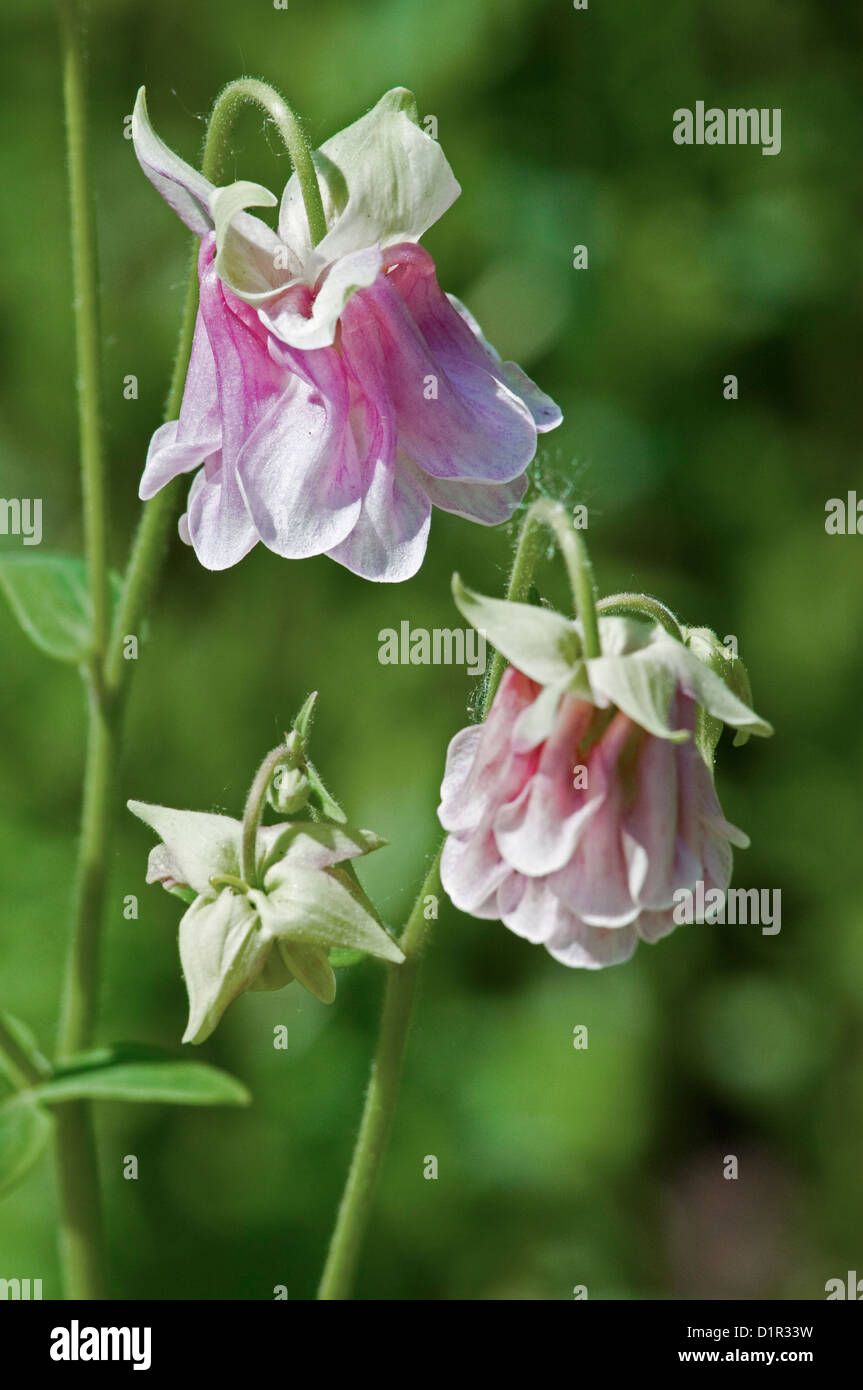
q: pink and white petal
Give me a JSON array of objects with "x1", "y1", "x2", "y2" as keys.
[
  {"x1": 198, "y1": 258, "x2": 286, "y2": 468},
  {"x1": 440, "y1": 829, "x2": 510, "y2": 917},
  {"x1": 261, "y1": 245, "x2": 383, "y2": 350},
  {"x1": 500, "y1": 876, "x2": 564, "y2": 945},
  {"x1": 341, "y1": 274, "x2": 537, "y2": 484},
  {"x1": 405, "y1": 463, "x2": 527, "y2": 525},
  {"x1": 438, "y1": 667, "x2": 540, "y2": 836},
  {"x1": 438, "y1": 726, "x2": 485, "y2": 832},
  {"x1": 236, "y1": 373, "x2": 363, "y2": 561},
  {"x1": 621, "y1": 730, "x2": 679, "y2": 909},
  {"x1": 324, "y1": 452, "x2": 431, "y2": 582},
  {"x1": 545, "y1": 918, "x2": 640, "y2": 970},
  {"x1": 385, "y1": 246, "x2": 562, "y2": 432},
  {"x1": 132, "y1": 88, "x2": 214, "y2": 237},
  {"x1": 494, "y1": 696, "x2": 599, "y2": 877},
  {"x1": 546, "y1": 715, "x2": 640, "y2": 927},
  {"x1": 185, "y1": 462, "x2": 259, "y2": 571},
  {"x1": 636, "y1": 908, "x2": 679, "y2": 945},
  {"x1": 139, "y1": 421, "x2": 212, "y2": 501}
]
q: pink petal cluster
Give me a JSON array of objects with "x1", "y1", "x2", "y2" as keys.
[
  {"x1": 438, "y1": 666, "x2": 749, "y2": 968},
  {"x1": 146, "y1": 238, "x2": 558, "y2": 580},
  {"x1": 133, "y1": 88, "x2": 562, "y2": 581}
]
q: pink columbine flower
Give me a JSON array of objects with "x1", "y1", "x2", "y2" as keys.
[
  {"x1": 132, "y1": 88, "x2": 562, "y2": 581},
  {"x1": 437, "y1": 579, "x2": 772, "y2": 968}
]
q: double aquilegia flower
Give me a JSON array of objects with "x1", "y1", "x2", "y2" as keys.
[
  {"x1": 132, "y1": 87, "x2": 562, "y2": 580},
  {"x1": 129, "y1": 725, "x2": 403, "y2": 1043},
  {"x1": 438, "y1": 575, "x2": 772, "y2": 968}
]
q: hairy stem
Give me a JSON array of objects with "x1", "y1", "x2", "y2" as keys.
[{"x1": 317, "y1": 852, "x2": 442, "y2": 1300}]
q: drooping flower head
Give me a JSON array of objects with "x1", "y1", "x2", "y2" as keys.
[
  {"x1": 132, "y1": 87, "x2": 562, "y2": 581},
  {"x1": 438, "y1": 577, "x2": 773, "y2": 968},
  {"x1": 129, "y1": 713, "x2": 402, "y2": 1043}
]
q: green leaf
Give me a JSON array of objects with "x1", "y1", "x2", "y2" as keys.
[
  {"x1": 36, "y1": 1048, "x2": 250, "y2": 1107},
  {"x1": 0, "y1": 553, "x2": 95, "y2": 661},
  {"x1": 0, "y1": 1012, "x2": 51, "y2": 1088},
  {"x1": 0, "y1": 1094, "x2": 53, "y2": 1197},
  {"x1": 0, "y1": 554, "x2": 125, "y2": 664}
]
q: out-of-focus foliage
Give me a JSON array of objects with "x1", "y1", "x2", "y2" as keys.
[{"x1": 0, "y1": 0, "x2": 861, "y2": 1298}]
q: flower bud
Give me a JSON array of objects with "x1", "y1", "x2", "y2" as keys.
[{"x1": 267, "y1": 731, "x2": 310, "y2": 814}]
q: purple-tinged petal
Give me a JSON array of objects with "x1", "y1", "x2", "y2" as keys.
[
  {"x1": 438, "y1": 667, "x2": 540, "y2": 835},
  {"x1": 236, "y1": 343, "x2": 364, "y2": 561},
  {"x1": 494, "y1": 695, "x2": 599, "y2": 877},
  {"x1": 324, "y1": 450, "x2": 431, "y2": 582},
  {"x1": 545, "y1": 713, "x2": 641, "y2": 927},
  {"x1": 340, "y1": 270, "x2": 537, "y2": 484},
  {"x1": 405, "y1": 463, "x2": 527, "y2": 526}
]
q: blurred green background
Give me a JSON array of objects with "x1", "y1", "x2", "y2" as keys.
[{"x1": 1, "y1": 0, "x2": 862, "y2": 1300}]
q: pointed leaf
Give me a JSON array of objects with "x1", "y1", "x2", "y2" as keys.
[
  {"x1": 0, "y1": 1013, "x2": 51, "y2": 1088},
  {"x1": 0, "y1": 1094, "x2": 53, "y2": 1197},
  {"x1": 36, "y1": 1058, "x2": 250, "y2": 1107},
  {"x1": 0, "y1": 553, "x2": 93, "y2": 663}
]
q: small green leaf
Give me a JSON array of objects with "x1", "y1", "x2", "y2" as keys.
[
  {"x1": 0, "y1": 1012, "x2": 51, "y2": 1088},
  {"x1": 0, "y1": 1094, "x2": 53, "y2": 1197},
  {"x1": 0, "y1": 553, "x2": 94, "y2": 661},
  {"x1": 36, "y1": 1050, "x2": 250, "y2": 1107},
  {"x1": 0, "y1": 554, "x2": 125, "y2": 664}
]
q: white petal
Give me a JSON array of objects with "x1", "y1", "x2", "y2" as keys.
[
  {"x1": 179, "y1": 891, "x2": 267, "y2": 1043},
  {"x1": 260, "y1": 245, "x2": 383, "y2": 349},
  {"x1": 302, "y1": 89, "x2": 460, "y2": 276},
  {"x1": 132, "y1": 87, "x2": 214, "y2": 236},
  {"x1": 128, "y1": 801, "x2": 242, "y2": 895}
]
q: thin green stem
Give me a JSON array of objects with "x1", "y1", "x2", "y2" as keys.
[
  {"x1": 204, "y1": 78, "x2": 327, "y2": 246},
  {"x1": 241, "y1": 744, "x2": 291, "y2": 886},
  {"x1": 482, "y1": 497, "x2": 601, "y2": 714},
  {"x1": 59, "y1": 0, "x2": 109, "y2": 667},
  {"x1": 317, "y1": 851, "x2": 443, "y2": 1300},
  {"x1": 57, "y1": 698, "x2": 116, "y2": 1058},
  {"x1": 596, "y1": 592, "x2": 683, "y2": 640}
]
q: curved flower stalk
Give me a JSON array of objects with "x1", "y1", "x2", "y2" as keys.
[
  {"x1": 438, "y1": 570, "x2": 773, "y2": 968},
  {"x1": 129, "y1": 717, "x2": 403, "y2": 1043},
  {"x1": 132, "y1": 87, "x2": 562, "y2": 581}
]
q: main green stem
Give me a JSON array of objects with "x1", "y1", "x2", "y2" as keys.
[
  {"x1": 59, "y1": 0, "x2": 109, "y2": 662},
  {"x1": 54, "y1": 0, "x2": 114, "y2": 1301},
  {"x1": 53, "y1": 60, "x2": 318, "y2": 1297}
]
